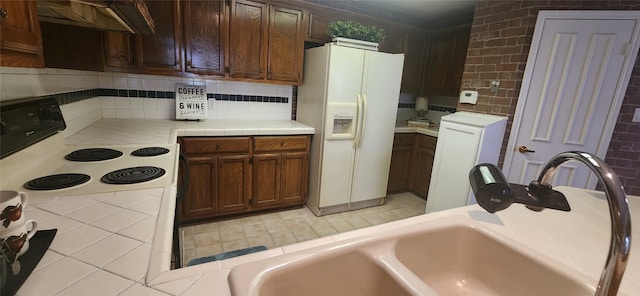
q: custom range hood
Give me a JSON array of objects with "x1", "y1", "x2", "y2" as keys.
[{"x1": 37, "y1": 0, "x2": 155, "y2": 35}]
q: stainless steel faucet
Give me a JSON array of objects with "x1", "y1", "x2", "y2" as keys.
[
  {"x1": 536, "y1": 151, "x2": 631, "y2": 296},
  {"x1": 469, "y1": 151, "x2": 631, "y2": 295}
]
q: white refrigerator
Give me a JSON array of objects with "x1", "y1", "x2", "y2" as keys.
[{"x1": 297, "y1": 43, "x2": 404, "y2": 216}]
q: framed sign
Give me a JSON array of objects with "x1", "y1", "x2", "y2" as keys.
[{"x1": 175, "y1": 84, "x2": 207, "y2": 120}]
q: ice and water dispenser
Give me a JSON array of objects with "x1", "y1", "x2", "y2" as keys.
[{"x1": 325, "y1": 102, "x2": 357, "y2": 140}]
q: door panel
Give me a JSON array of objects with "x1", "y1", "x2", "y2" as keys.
[
  {"x1": 268, "y1": 5, "x2": 303, "y2": 82},
  {"x1": 184, "y1": 0, "x2": 226, "y2": 75},
  {"x1": 252, "y1": 154, "x2": 280, "y2": 208},
  {"x1": 507, "y1": 17, "x2": 638, "y2": 188},
  {"x1": 134, "y1": 0, "x2": 182, "y2": 74},
  {"x1": 281, "y1": 152, "x2": 308, "y2": 204},
  {"x1": 229, "y1": 0, "x2": 267, "y2": 79},
  {"x1": 179, "y1": 156, "x2": 217, "y2": 220},
  {"x1": 218, "y1": 155, "x2": 251, "y2": 212}
]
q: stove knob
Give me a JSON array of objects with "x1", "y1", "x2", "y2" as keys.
[
  {"x1": 38, "y1": 108, "x2": 53, "y2": 120},
  {"x1": 52, "y1": 109, "x2": 63, "y2": 121}
]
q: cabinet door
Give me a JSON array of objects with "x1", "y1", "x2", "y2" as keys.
[
  {"x1": 229, "y1": 0, "x2": 267, "y2": 79},
  {"x1": 410, "y1": 135, "x2": 437, "y2": 198},
  {"x1": 449, "y1": 26, "x2": 471, "y2": 94},
  {"x1": 267, "y1": 5, "x2": 304, "y2": 83},
  {"x1": 280, "y1": 151, "x2": 308, "y2": 204},
  {"x1": 178, "y1": 156, "x2": 218, "y2": 222},
  {"x1": 252, "y1": 153, "x2": 281, "y2": 208},
  {"x1": 378, "y1": 27, "x2": 406, "y2": 54},
  {"x1": 217, "y1": 154, "x2": 251, "y2": 213},
  {"x1": 387, "y1": 134, "x2": 415, "y2": 192},
  {"x1": 426, "y1": 122, "x2": 481, "y2": 212},
  {"x1": 306, "y1": 12, "x2": 334, "y2": 43},
  {"x1": 104, "y1": 31, "x2": 131, "y2": 72},
  {"x1": 400, "y1": 30, "x2": 427, "y2": 94},
  {"x1": 421, "y1": 31, "x2": 455, "y2": 95},
  {"x1": 134, "y1": 0, "x2": 182, "y2": 74},
  {"x1": 421, "y1": 24, "x2": 471, "y2": 96},
  {"x1": 183, "y1": 0, "x2": 226, "y2": 76},
  {"x1": 0, "y1": 0, "x2": 43, "y2": 67}
]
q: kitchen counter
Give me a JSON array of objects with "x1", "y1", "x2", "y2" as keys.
[
  {"x1": 7, "y1": 118, "x2": 640, "y2": 295},
  {"x1": 63, "y1": 118, "x2": 315, "y2": 146},
  {"x1": 395, "y1": 121, "x2": 439, "y2": 137}
]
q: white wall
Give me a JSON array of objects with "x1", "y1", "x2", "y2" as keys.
[{"x1": 0, "y1": 67, "x2": 99, "y2": 100}]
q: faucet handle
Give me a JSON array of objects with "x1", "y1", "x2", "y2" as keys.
[{"x1": 510, "y1": 182, "x2": 571, "y2": 212}]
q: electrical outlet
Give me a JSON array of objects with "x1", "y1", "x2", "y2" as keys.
[
  {"x1": 490, "y1": 80, "x2": 500, "y2": 93},
  {"x1": 633, "y1": 108, "x2": 640, "y2": 123}
]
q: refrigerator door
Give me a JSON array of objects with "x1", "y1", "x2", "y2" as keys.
[
  {"x1": 350, "y1": 51, "x2": 404, "y2": 203},
  {"x1": 317, "y1": 45, "x2": 366, "y2": 208}
]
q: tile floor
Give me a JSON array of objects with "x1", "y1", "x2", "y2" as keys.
[{"x1": 178, "y1": 192, "x2": 426, "y2": 266}]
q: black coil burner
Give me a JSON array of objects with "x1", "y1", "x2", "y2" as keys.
[
  {"x1": 101, "y1": 166, "x2": 166, "y2": 185},
  {"x1": 65, "y1": 148, "x2": 123, "y2": 162},
  {"x1": 24, "y1": 173, "x2": 91, "y2": 190},
  {"x1": 131, "y1": 147, "x2": 170, "y2": 157}
]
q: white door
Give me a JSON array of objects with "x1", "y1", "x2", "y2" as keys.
[{"x1": 503, "y1": 11, "x2": 640, "y2": 188}]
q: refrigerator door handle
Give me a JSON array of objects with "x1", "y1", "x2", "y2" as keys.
[
  {"x1": 357, "y1": 94, "x2": 368, "y2": 148},
  {"x1": 354, "y1": 93, "x2": 364, "y2": 148}
]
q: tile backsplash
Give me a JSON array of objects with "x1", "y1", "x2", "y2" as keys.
[
  {"x1": 1, "y1": 67, "x2": 293, "y2": 121},
  {"x1": 396, "y1": 93, "x2": 457, "y2": 123}
]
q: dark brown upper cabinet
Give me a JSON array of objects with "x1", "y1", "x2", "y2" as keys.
[
  {"x1": 400, "y1": 30, "x2": 428, "y2": 94},
  {"x1": 0, "y1": 0, "x2": 44, "y2": 68},
  {"x1": 421, "y1": 24, "x2": 471, "y2": 96},
  {"x1": 229, "y1": 0, "x2": 304, "y2": 84},
  {"x1": 103, "y1": 31, "x2": 132, "y2": 72},
  {"x1": 267, "y1": 5, "x2": 304, "y2": 82},
  {"x1": 183, "y1": 0, "x2": 227, "y2": 76},
  {"x1": 229, "y1": 0, "x2": 268, "y2": 80},
  {"x1": 133, "y1": 0, "x2": 183, "y2": 75}
]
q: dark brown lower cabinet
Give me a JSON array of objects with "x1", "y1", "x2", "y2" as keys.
[
  {"x1": 409, "y1": 134, "x2": 437, "y2": 198},
  {"x1": 387, "y1": 134, "x2": 415, "y2": 192},
  {"x1": 387, "y1": 133, "x2": 437, "y2": 198},
  {"x1": 177, "y1": 135, "x2": 309, "y2": 224}
]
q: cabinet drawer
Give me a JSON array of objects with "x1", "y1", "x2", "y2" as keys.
[
  {"x1": 393, "y1": 133, "x2": 416, "y2": 146},
  {"x1": 181, "y1": 137, "x2": 250, "y2": 154},
  {"x1": 254, "y1": 136, "x2": 309, "y2": 152}
]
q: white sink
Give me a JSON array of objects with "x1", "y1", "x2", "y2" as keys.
[
  {"x1": 394, "y1": 224, "x2": 594, "y2": 295},
  {"x1": 228, "y1": 217, "x2": 595, "y2": 296}
]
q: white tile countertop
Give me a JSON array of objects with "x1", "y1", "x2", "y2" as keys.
[
  {"x1": 64, "y1": 118, "x2": 315, "y2": 145},
  {"x1": 5, "y1": 118, "x2": 639, "y2": 295}
]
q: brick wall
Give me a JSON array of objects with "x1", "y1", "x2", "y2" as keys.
[{"x1": 459, "y1": 0, "x2": 640, "y2": 195}]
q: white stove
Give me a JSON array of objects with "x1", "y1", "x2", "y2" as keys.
[
  {"x1": 16, "y1": 144, "x2": 179, "y2": 199},
  {"x1": 0, "y1": 97, "x2": 180, "y2": 201}
]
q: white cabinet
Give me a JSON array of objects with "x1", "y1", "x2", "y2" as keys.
[{"x1": 426, "y1": 112, "x2": 507, "y2": 213}]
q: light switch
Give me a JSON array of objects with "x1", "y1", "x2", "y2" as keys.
[
  {"x1": 633, "y1": 108, "x2": 640, "y2": 123},
  {"x1": 490, "y1": 80, "x2": 500, "y2": 93}
]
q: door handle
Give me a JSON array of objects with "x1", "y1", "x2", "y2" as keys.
[{"x1": 518, "y1": 146, "x2": 535, "y2": 153}]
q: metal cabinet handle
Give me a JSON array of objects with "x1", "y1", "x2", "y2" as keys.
[
  {"x1": 518, "y1": 145, "x2": 535, "y2": 153},
  {"x1": 1, "y1": 8, "x2": 8, "y2": 19}
]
